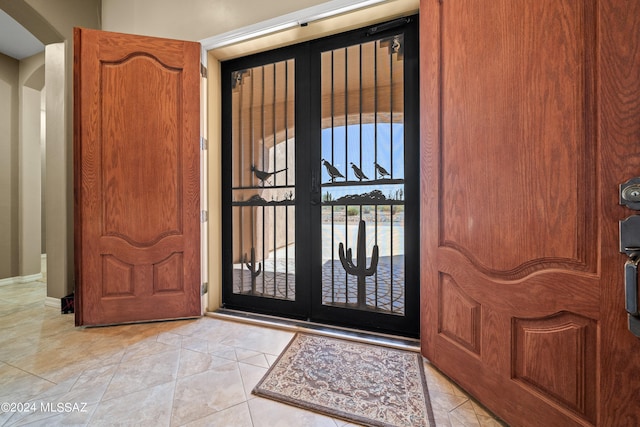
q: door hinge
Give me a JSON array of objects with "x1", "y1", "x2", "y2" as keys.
[
  {"x1": 200, "y1": 137, "x2": 208, "y2": 150},
  {"x1": 200, "y1": 64, "x2": 207, "y2": 78},
  {"x1": 201, "y1": 210, "x2": 208, "y2": 223},
  {"x1": 201, "y1": 282, "x2": 208, "y2": 295}
]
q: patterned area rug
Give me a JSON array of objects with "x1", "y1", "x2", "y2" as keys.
[{"x1": 253, "y1": 333, "x2": 435, "y2": 427}]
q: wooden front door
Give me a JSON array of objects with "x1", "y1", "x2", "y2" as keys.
[
  {"x1": 420, "y1": 0, "x2": 640, "y2": 426},
  {"x1": 74, "y1": 28, "x2": 201, "y2": 326}
]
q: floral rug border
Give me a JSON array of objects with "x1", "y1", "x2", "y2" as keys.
[{"x1": 252, "y1": 333, "x2": 435, "y2": 427}]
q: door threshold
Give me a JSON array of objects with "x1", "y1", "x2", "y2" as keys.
[{"x1": 206, "y1": 308, "x2": 420, "y2": 353}]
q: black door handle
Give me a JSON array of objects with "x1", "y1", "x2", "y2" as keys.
[
  {"x1": 624, "y1": 255, "x2": 640, "y2": 338},
  {"x1": 311, "y1": 169, "x2": 321, "y2": 206},
  {"x1": 624, "y1": 256, "x2": 640, "y2": 316},
  {"x1": 618, "y1": 214, "x2": 640, "y2": 338}
]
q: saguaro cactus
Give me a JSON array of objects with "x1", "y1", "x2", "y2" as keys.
[
  {"x1": 243, "y1": 247, "x2": 262, "y2": 294},
  {"x1": 338, "y1": 220, "x2": 379, "y2": 308}
]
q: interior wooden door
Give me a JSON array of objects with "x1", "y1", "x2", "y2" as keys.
[
  {"x1": 74, "y1": 28, "x2": 201, "y2": 326},
  {"x1": 420, "y1": 0, "x2": 640, "y2": 426}
]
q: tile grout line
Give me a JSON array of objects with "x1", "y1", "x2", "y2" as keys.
[
  {"x1": 0, "y1": 361, "x2": 57, "y2": 388},
  {"x1": 1, "y1": 281, "x2": 504, "y2": 427},
  {"x1": 167, "y1": 344, "x2": 183, "y2": 427},
  {"x1": 81, "y1": 348, "x2": 124, "y2": 425}
]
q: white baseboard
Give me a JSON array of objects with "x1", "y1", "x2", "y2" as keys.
[
  {"x1": 45, "y1": 296, "x2": 61, "y2": 309},
  {"x1": 19, "y1": 273, "x2": 43, "y2": 283},
  {"x1": 0, "y1": 273, "x2": 43, "y2": 286}
]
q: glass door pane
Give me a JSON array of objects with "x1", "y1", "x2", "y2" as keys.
[
  {"x1": 319, "y1": 34, "x2": 407, "y2": 315},
  {"x1": 229, "y1": 59, "x2": 296, "y2": 300}
]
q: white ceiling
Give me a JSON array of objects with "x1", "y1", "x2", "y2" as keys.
[{"x1": 0, "y1": 8, "x2": 44, "y2": 60}]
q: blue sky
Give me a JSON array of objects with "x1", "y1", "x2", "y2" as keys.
[
  {"x1": 321, "y1": 122, "x2": 404, "y2": 181},
  {"x1": 321, "y1": 123, "x2": 404, "y2": 199}
]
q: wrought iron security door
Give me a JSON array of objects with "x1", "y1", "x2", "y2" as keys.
[
  {"x1": 222, "y1": 17, "x2": 419, "y2": 337},
  {"x1": 222, "y1": 47, "x2": 308, "y2": 319}
]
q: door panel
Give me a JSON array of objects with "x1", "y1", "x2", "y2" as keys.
[
  {"x1": 74, "y1": 28, "x2": 201, "y2": 326},
  {"x1": 222, "y1": 49, "x2": 307, "y2": 319},
  {"x1": 421, "y1": 0, "x2": 598, "y2": 424},
  {"x1": 421, "y1": 0, "x2": 640, "y2": 425},
  {"x1": 312, "y1": 28, "x2": 420, "y2": 336},
  {"x1": 438, "y1": 0, "x2": 596, "y2": 277},
  {"x1": 229, "y1": 59, "x2": 297, "y2": 301}
]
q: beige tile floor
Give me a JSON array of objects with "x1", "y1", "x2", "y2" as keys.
[{"x1": 0, "y1": 279, "x2": 506, "y2": 426}]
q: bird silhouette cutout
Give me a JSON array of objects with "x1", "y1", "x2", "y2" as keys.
[
  {"x1": 322, "y1": 159, "x2": 345, "y2": 182},
  {"x1": 251, "y1": 165, "x2": 286, "y2": 185},
  {"x1": 350, "y1": 162, "x2": 369, "y2": 181},
  {"x1": 373, "y1": 162, "x2": 390, "y2": 179}
]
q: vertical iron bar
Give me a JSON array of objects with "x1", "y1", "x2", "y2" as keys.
[
  {"x1": 248, "y1": 72, "x2": 255, "y2": 292},
  {"x1": 389, "y1": 43, "x2": 394, "y2": 179},
  {"x1": 344, "y1": 47, "x2": 349, "y2": 305},
  {"x1": 261, "y1": 65, "x2": 266, "y2": 294},
  {"x1": 359, "y1": 43, "x2": 363, "y2": 181},
  {"x1": 240, "y1": 73, "x2": 245, "y2": 189},
  {"x1": 285, "y1": 204, "x2": 289, "y2": 299},
  {"x1": 236, "y1": 78, "x2": 243, "y2": 292},
  {"x1": 358, "y1": 44, "x2": 368, "y2": 310},
  {"x1": 238, "y1": 75, "x2": 245, "y2": 293},
  {"x1": 273, "y1": 204, "x2": 277, "y2": 297},
  {"x1": 284, "y1": 60, "x2": 289, "y2": 299},
  {"x1": 249, "y1": 69, "x2": 254, "y2": 188},
  {"x1": 285, "y1": 60, "x2": 289, "y2": 186},
  {"x1": 272, "y1": 63, "x2": 277, "y2": 297},
  {"x1": 330, "y1": 50, "x2": 336, "y2": 304},
  {"x1": 374, "y1": 41, "x2": 379, "y2": 306},
  {"x1": 345, "y1": 47, "x2": 349, "y2": 177},
  {"x1": 251, "y1": 73, "x2": 257, "y2": 188},
  {"x1": 374, "y1": 41, "x2": 378, "y2": 171},
  {"x1": 239, "y1": 209, "x2": 244, "y2": 292},
  {"x1": 389, "y1": 42, "x2": 395, "y2": 312},
  {"x1": 390, "y1": 203, "x2": 394, "y2": 313},
  {"x1": 273, "y1": 62, "x2": 277, "y2": 183}
]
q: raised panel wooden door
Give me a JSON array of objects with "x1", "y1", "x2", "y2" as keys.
[
  {"x1": 420, "y1": 0, "x2": 640, "y2": 426},
  {"x1": 74, "y1": 28, "x2": 201, "y2": 326}
]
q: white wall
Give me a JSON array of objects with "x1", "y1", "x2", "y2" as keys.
[
  {"x1": 102, "y1": 0, "x2": 328, "y2": 41},
  {"x1": 3, "y1": 0, "x2": 102, "y2": 298},
  {"x1": 0, "y1": 48, "x2": 45, "y2": 283},
  {"x1": 44, "y1": 42, "x2": 68, "y2": 298},
  {"x1": 0, "y1": 53, "x2": 19, "y2": 280},
  {"x1": 19, "y1": 52, "x2": 45, "y2": 278}
]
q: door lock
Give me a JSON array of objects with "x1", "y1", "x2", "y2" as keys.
[
  {"x1": 620, "y1": 177, "x2": 640, "y2": 209},
  {"x1": 619, "y1": 215, "x2": 640, "y2": 338}
]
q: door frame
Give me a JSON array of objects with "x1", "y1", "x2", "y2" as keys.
[{"x1": 220, "y1": 17, "x2": 421, "y2": 337}]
